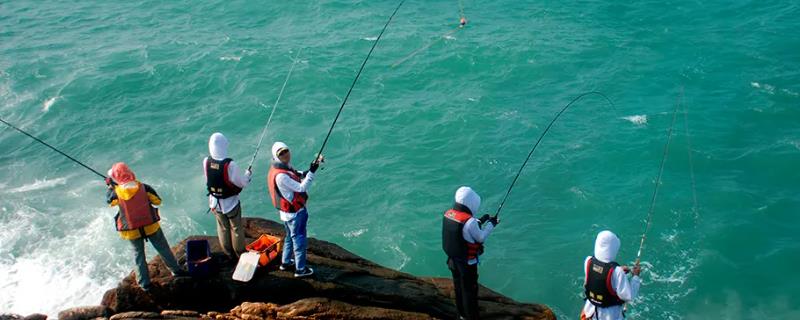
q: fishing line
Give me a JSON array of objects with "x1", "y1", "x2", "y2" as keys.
[
  {"x1": 680, "y1": 88, "x2": 699, "y2": 220},
  {"x1": 315, "y1": 0, "x2": 405, "y2": 157},
  {"x1": 635, "y1": 90, "x2": 682, "y2": 264},
  {"x1": 0, "y1": 117, "x2": 107, "y2": 179},
  {"x1": 391, "y1": 0, "x2": 468, "y2": 68},
  {"x1": 248, "y1": 48, "x2": 304, "y2": 171},
  {"x1": 494, "y1": 91, "x2": 615, "y2": 218}
]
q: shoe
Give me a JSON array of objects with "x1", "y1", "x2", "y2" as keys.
[
  {"x1": 294, "y1": 267, "x2": 314, "y2": 278},
  {"x1": 279, "y1": 263, "x2": 295, "y2": 271}
]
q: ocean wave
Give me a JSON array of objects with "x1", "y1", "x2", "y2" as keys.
[
  {"x1": 42, "y1": 96, "x2": 58, "y2": 112},
  {"x1": 362, "y1": 36, "x2": 378, "y2": 41},
  {"x1": 219, "y1": 56, "x2": 241, "y2": 62},
  {"x1": 343, "y1": 228, "x2": 367, "y2": 239},
  {"x1": 622, "y1": 114, "x2": 647, "y2": 125},
  {"x1": 0, "y1": 208, "x2": 127, "y2": 317},
  {"x1": 7, "y1": 177, "x2": 68, "y2": 194}
]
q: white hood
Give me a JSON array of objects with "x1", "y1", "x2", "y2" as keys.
[
  {"x1": 271, "y1": 141, "x2": 289, "y2": 162},
  {"x1": 594, "y1": 230, "x2": 620, "y2": 263},
  {"x1": 454, "y1": 186, "x2": 481, "y2": 215},
  {"x1": 209, "y1": 132, "x2": 228, "y2": 160}
]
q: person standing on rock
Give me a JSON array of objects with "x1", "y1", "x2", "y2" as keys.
[
  {"x1": 267, "y1": 141, "x2": 323, "y2": 278},
  {"x1": 204, "y1": 132, "x2": 252, "y2": 259},
  {"x1": 441, "y1": 186, "x2": 498, "y2": 320},
  {"x1": 581, "y1": 230, "x2": 641, "y2": 320},
  {"x1": 105, "y1": 162, "x2": 186, "y2": 291}
]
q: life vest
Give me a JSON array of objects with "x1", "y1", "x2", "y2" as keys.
[
  {"x1": 584, "y1": 256, "x2": 625, "y2": 307},
  {"x1": 267, "y1": 162, "x2": 308, "y2": 213},
  {"x1": 205, "y1": 157, "x2": 242, "y2": 199},
  {"x1": 115, "y1": 183, "x2": 160, "y2": 232},
  {"x1": 441, "y1": 204, "x2": 484, "y2": 262}
]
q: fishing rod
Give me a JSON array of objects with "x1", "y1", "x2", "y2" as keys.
[
  {"x1": 494, "y1": 91, "x2": 615, "y2": 219},
  {"x1": 391, "y1": 0, "x2": 468, "y2": 68},
  {"x1": 635, "y1": 89, "x2": 682, "y2": 265},
  {"x1": 247, "y1": 48, "x2": 304, "y2": 171},
  {"x1": 0, "y1": 117, "x2": 107, "y2": 179},
  {"x1": 315, "y1": 0, "x2": 405, "y2": 158}
]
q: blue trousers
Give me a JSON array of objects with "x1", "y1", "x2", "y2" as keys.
[{"x1": 281, "y1": 208, "x2": 309, "y2": 271}]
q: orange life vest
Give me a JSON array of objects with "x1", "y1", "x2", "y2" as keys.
[
  {"x1": 115, "y1": 183, "x2": 160, "y2": 231},
  {"x1": 267, "y1": 162, "x2": 308, "y2": 213},
  {"x1": 442, "y1": 207, "x2": 484, "y2": 261}
]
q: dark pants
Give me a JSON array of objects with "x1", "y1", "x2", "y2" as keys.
[{"x1": 448, "y1": 257, "x2": 479, "y2": 320}]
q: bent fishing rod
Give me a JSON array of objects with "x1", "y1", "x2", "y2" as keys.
[
  {"x1": 314, "y1": 0, "x2": 405, "y2": 159},
  {"x1": 635, "y1": 89, "x2": 682, "y2": 266},
  {"x1": 248, "y1": 48, "x2": 304, "y2": 172},
  {"x1": 0, "y1": 117, "x2": 107, "y2": 179},
  {"x1": 493, "y1": 91, "x2": 615, "y2": 219}
]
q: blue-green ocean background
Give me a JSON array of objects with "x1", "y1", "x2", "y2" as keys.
[{"x1": 1, "y1": 1, "x2": 799, "y2": 318}]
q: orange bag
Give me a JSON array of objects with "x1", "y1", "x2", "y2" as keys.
[{"x1": 245, "y1": 234, "x2": 282, "y2": 266}]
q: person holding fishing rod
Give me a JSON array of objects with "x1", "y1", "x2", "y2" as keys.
[
  {"x1": 0, "y1": 117, "x2": 190, "y2": 292},
  {"x1": 267, "y1": 142, "x2": 323, "y2": 278},
  {"x1": 204, "y1": 132, "x2": 252, "y2": 260},
  {"x1": 441, "y1": 186, "x2": 498, "y2": 320},
  {"x1": 105, "y1": 162, "x2": 187, "y2": 292},
  {"x1": 580, "y1": 231, "x2": 641, "y2": 320}
]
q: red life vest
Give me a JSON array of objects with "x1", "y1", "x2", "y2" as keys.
[
  {"x1": 442, "y1": 207, "x2": 484, "y2": 261},
  {"x1": 267, "y1": 162, "x2": 308, "y2": 213},
  {"x1": 115, "y1": 183, "x2": 160, "y2": 231}
]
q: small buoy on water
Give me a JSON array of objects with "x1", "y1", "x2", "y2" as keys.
[{"x1": 460, "y1": 17, "x2": 467, "y2": 27}]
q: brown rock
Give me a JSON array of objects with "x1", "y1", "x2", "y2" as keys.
[
  {"x1": 160, "y1": 310, "x2": 199, "y2": 317},
  {"x1": 0, "y1": 314, "x2": 23, "y2": 320},
  {"x1": 23, "y1": 314, "x2": 48, "y2": 320},
  {"x1": 108, "y1": 311, "x2": 161, "y2": 320},
  {"x1": 96, "y1": 217, "x2": 553, "y2": 320},
  {"x1": 58, "y1": 306, "x2": 110, "y2": 320}
]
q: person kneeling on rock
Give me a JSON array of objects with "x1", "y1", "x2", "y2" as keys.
[
  {"x1": 105, "y1": 162, "x2": 187, "y2": 291},
  {"x1": 267, "y1": 141, "x2": 323, "y2": 278},
  {"x1": 441, "y1": 186, "x2": 498, "y2": 320}
]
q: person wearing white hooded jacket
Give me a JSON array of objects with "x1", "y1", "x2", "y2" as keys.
[
  {"x1": 267, "y1": 141, "x2": 323, "y2": 278},
  {"x1": 203, "y1": 133, "x2": 252, "y2": 259},
  {"x1": 581, "y1": 230, "x2": 642, "y2": 320},
  {"x1": 441, "y1": 186, "x2": 497, "y2": 320}
]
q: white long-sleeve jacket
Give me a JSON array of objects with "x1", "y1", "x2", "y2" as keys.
[
  {"x1": 582, "y1": 231, "x2": 641, "y2": 320},
  {"x1": 275, "y1": 169, "x2": 314, "y2": 221}
]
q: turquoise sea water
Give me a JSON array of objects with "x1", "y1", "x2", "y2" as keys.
[{"x1": 1, "y1": 1, "x2": 799, "y2": 318}]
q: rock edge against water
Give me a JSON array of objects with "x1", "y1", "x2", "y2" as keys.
[{"x1": 23, "y1": 217, "x2": 555, "y2": 320}]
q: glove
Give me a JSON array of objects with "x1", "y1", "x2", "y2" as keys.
[
  {"x1": 309, "y1": 161, "x2": 320, "y2": 173},
  {"x1": 105, "y1": 177, "x2": 115, "y2": 188},
  {"x1": 489, "y1": 216, "x2": 500, "y2": 227},
  {"x1": 245, "y1": 169, "x2": 253, "y2": 179},
  {"x1": 478, "y1": 214, "x2": 491, "y2": 225}
]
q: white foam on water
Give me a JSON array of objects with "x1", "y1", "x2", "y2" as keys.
[
  {"x1": 42, "y1": 96, "x2": 58, "y2": 111},
  {"x1": 0, "y1": 206, "x2": 129, "y2": 317},
  {"x1": 569, "y1": 186, "x2": 588, "y2": 200},
  {"x1": 781, "y1": 88, "x2": 799, "y2": 97},
  {"x1": 751, "y1": 81, "x2": 775, "y2": 94},
  {"x1": 6, "y1": 177, "x2": 68, "y2": 193},
  {"x1": 219, "y1": 56, "x2": 241, "y2": 61},
  {"x1": 622, "y1": 114, "x2": 648, "y2": 125},
  {"x1": 362, "y1": 36, "x2": 378, "y2": 41},
  {"x1": 443, "y1": 35, "x2": 456, "y2": 40},
  {"x1": 343, "y1": 228, "x2": 367, "y2": 239}
]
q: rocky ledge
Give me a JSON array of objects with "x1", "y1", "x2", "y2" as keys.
[{"x1": 48, "y1": 217, "x2": 554, "y2": 319}]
